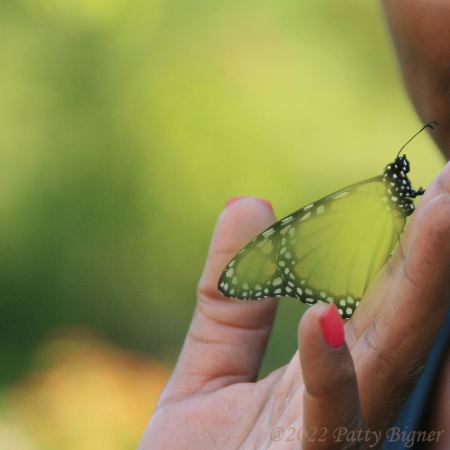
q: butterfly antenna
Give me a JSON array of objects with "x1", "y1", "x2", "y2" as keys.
[{"x1": 396, "y1": 120, "x2": 439, "y2": 158}]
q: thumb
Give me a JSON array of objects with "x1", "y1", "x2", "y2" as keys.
[{"x1": 299, "y1": 304, "x2": 373, "y2": 449}]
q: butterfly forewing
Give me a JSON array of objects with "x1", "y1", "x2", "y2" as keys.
[{"x1": 218, "y1": 177, "x2": 406, "y2": 318}]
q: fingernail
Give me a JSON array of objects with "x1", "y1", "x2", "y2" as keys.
[
  {"x1": 225, "y1": 196, "x2": 272, "y2": 210},
  {"x1": 319, "y1": 304, "x2": 345, "y2": 349}
]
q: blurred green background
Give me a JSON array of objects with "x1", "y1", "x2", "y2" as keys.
[{"x1": 0, "y1": 1, "x2": 444, "y2": 449}]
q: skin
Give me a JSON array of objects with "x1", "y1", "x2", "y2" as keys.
[
  {"x1": 381, "y1": 0, "x2": 450, "y2": 157},
  {"x1": 140, "y1": 166, "x2": 450, "y2": 449},
  {"x1": 140, "y1": 3, "x2": 450, "y2": 448},
  {"x1": 382, "y1": 2, "x2": 450, "y2": 448}
]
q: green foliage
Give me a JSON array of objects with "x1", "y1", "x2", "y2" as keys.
[{"x1": 0, "y1": 0, "x2": 443, "y2": 382}]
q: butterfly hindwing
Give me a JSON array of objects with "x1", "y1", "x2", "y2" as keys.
[{"x1": 218, "y1": 218, "x2": 284, "y2": 299}]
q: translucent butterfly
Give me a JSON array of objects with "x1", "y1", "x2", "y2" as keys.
[{"x1": 218, "y1": 122, "x2": 438, "y2": 318}]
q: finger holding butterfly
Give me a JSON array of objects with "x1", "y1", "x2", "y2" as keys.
[
  {"x1": 349, "y1": 160, "x2": 450, "y2": 430},
  {"x1": 141, "y1": 204, "x2": 379, "y2": 450},
  {"x1": 299, "y1": 303, "x2": 368, "y2": 450},
  {"x1": 159, "y1": 197, "x2": 278, "y2": 405},
  {"x1": 211, "y1": 123, "x2": 445, "y2": 435}
]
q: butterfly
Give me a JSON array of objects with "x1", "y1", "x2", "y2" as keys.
[{"x1": 218, "y1": 122, "x2": 438, "y2": 319}]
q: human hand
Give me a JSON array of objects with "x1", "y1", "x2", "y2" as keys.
[{"x1": 139, "y1": 162, "x2": 450, "y2": 449}]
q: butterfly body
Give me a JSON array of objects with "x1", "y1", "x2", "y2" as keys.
[
  {"x1": 218, "y1": 154, "x2": 425, "y2": 319},
  {"x1": 382, "y1": 155, "x2": 424, "y2": 215}
]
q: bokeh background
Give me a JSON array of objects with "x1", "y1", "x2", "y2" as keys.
[{"x1": 0, "y1": 1, "x2": 444, "y2": 449}]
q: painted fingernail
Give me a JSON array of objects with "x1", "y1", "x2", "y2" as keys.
[
  {"x1": 319, "y1": 304, "x2": 345, "y2": 349},
  {"x1": 225, "y1": 196, "x2": 272, "y2": 209},
  {"x1": 225, "y1": 196, "x2": 243, "y2": 207}
]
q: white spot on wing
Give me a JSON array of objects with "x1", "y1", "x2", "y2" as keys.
[
  {"x1": 272, "y1": 277, "x2": 282, "y2": 286},
  {"x1": 281, "y1": 215, "x2": 294, "y2": 224},
  {"x1": 257, "y1": 239, "x2": 268, "y2": 248},
  {"x1": 333, "y1": 191, "x2": 349, "y2": 199},
  {"x1": 300, "y1": 212, "x2": 311, "y2": 222},
  {"x1": 280, "y1": 225, "x2": 292, "y2": 236},
  {"x1": 262, "y1": 228, "x2": 275, "y2": 238}
]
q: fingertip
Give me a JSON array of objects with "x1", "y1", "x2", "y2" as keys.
[
  {"x1": 299, "y1": 303, "x2": 346, "y2": 366},
  {"x1": 197, "y1": 197, "x2": 278, "y2": 326},
  {"x1": 224, "y1": 196, "x2": 273, "y2": 211},
  {"x1": 319, "y1": 303, "x2": 345, "y2": 349},
  {"x1": 300, "y1": 305, "x2": 362, "y2": 448},
  {"x1": 213, "y1": 197, "x2": 276, "y2": 252}
]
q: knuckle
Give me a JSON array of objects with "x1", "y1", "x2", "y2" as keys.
[{"x1": 363, "y1": 322, "x2": 396, "y2": 373}]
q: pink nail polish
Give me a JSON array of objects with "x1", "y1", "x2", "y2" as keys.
[
  {"x1": 256, "y1": 197, "x2": 272, "y2": 210},
  {"x1": 319, "y1": 304, "x2": 345, "y2": 349},
  {"x1": 225, "y1": 196, "x2": 272, "y2": 210},
  {"x1": 225, "y1": 196, "x2": 243, "y2": 207}
]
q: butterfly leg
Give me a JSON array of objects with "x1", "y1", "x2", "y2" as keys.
[{"x1": 409, "y1": 186, "x2": 425, "y2": 198}]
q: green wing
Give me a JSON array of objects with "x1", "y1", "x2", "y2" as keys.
[{"x1": 218, "y1": 177, "x2": 406, "y2": 318}]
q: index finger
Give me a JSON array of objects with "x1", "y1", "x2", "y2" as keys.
[{"x1": 159, "y1": 197, "x2": 278, "y2": 405}]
